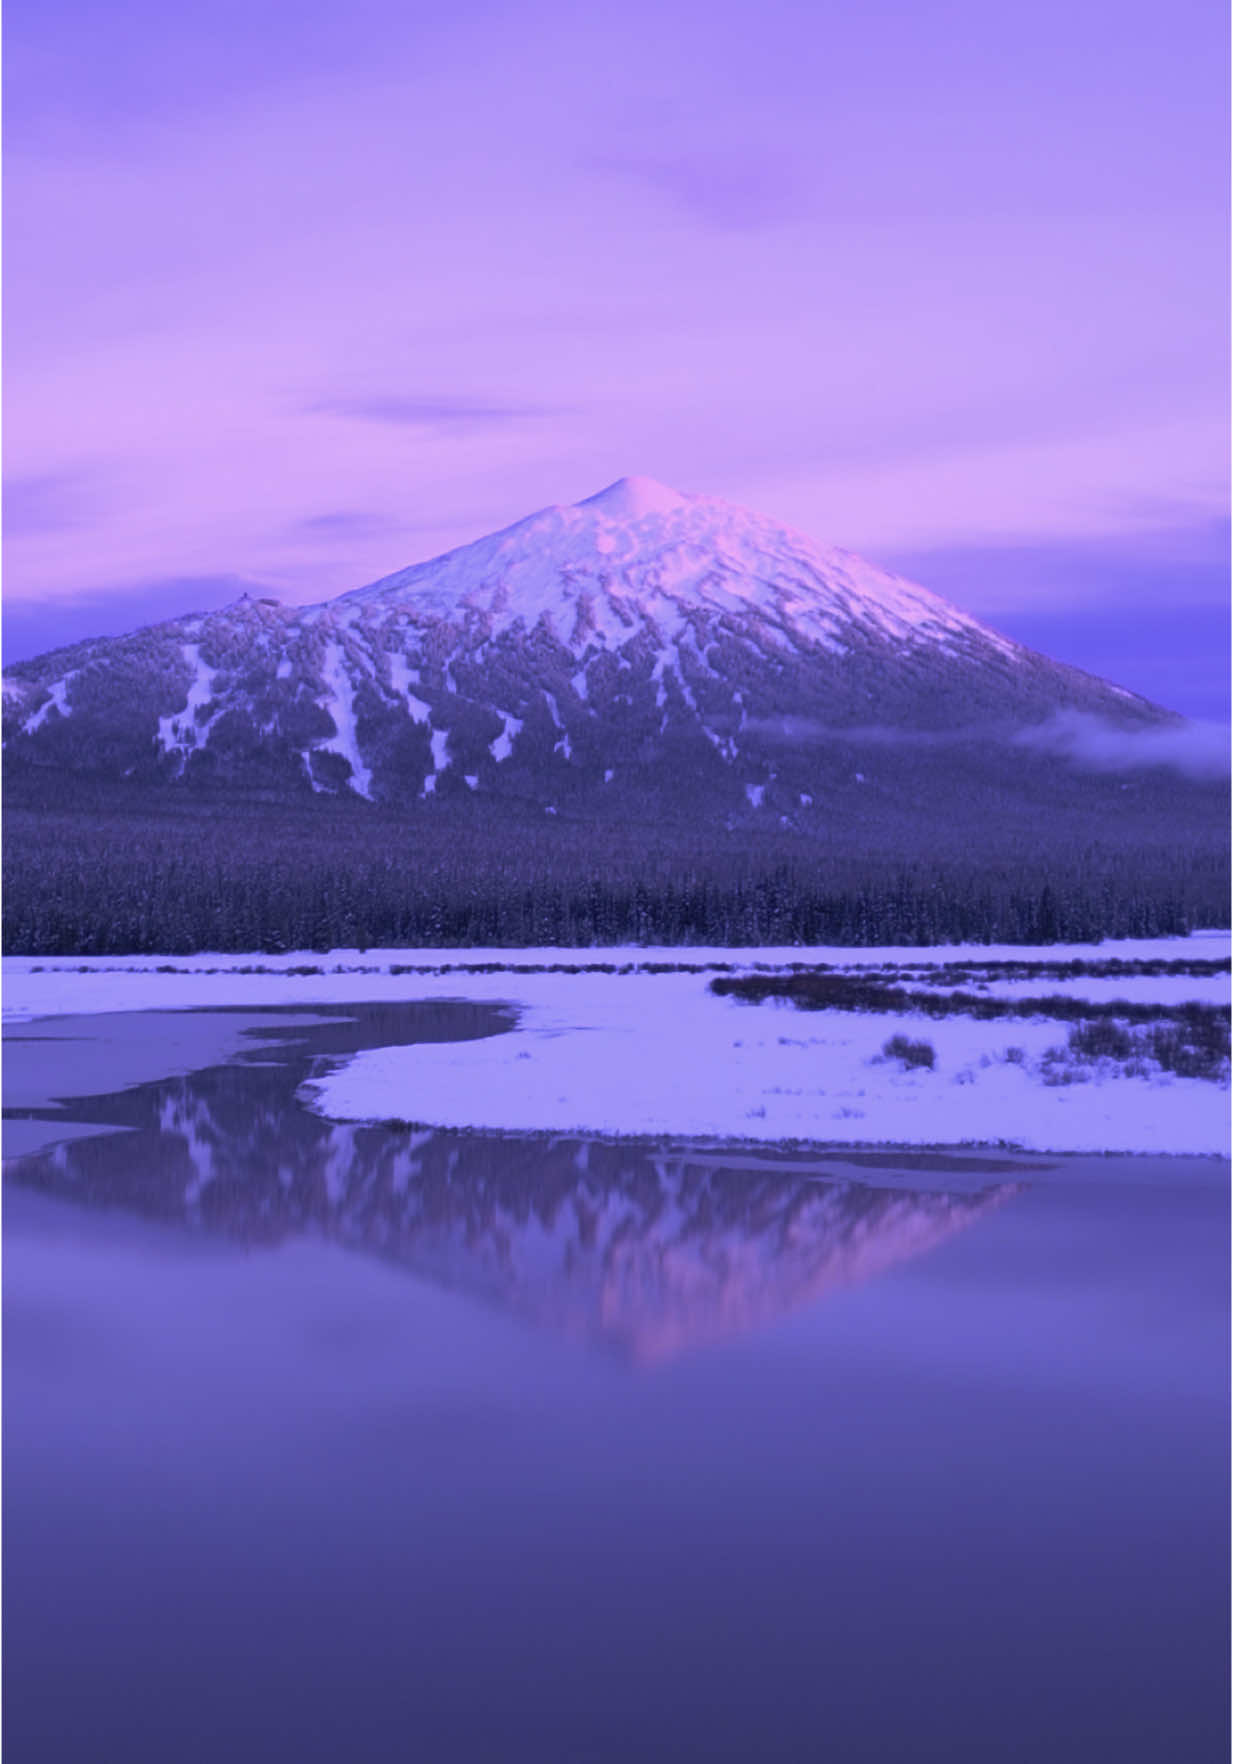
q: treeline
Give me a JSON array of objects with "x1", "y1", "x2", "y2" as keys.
[{"x1": 3, "y1": 788, "x2": 1226, "y2": 954}]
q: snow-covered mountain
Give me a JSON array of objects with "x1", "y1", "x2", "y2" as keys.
[{"x1": 2, "y1": 476, "x2": 1167, "y2": 815}]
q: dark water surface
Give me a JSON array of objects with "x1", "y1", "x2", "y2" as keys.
[{"x1": 4, "y1": 1004, "x2": 1229, "y2": 1762}]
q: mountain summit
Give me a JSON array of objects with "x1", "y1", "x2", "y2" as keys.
[
  {"x1": 336, "y1": 474, "x2": 1033, "y2": 666},
  {"x1": 2, "y1": 479, "x2": 1166, "y2": 815}
]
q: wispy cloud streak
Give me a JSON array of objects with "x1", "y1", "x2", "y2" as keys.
[
  {"x1": 1014, "y1": 712, "x2": 1230, "y2": 780},
  {"x1": 308, "y1": 394, "x2": 563, "y2": 430}
]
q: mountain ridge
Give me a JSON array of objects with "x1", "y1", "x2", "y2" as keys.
[{"x1": 2, "y1": 477, "x2": 1169, "y2": 817}]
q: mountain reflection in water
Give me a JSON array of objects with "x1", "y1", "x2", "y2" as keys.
[{"x1": 6, "y1": 1003, "x2": 1023, "y2": 1363}]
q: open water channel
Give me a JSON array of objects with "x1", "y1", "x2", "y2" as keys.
[{"x1": 3, "y1": 1003, "x2": 1228, "y2": 1761}]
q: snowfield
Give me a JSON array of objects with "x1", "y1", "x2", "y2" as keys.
[
  {"x1": 4, "y1": 936, "x2": 1228, "y2": 1156},
  {"x1": 303, "y1": 974, "x2": 1228, "y2": 1157}
]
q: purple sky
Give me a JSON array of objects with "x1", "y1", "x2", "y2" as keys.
[{"x1": 4, "y1": 0, "x2": 1228, "y2": 713}]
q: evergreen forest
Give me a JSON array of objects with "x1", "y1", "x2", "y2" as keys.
[{"x1": 4, "y1": 775, "x2": 1226, "y2": 955}]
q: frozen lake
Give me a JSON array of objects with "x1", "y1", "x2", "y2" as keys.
[{"x1": 4, "y1": 1002, "x2": 1229, "y2": 1762}]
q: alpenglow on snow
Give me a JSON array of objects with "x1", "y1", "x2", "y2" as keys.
[{"x1": 2, "y1": 476, "x2": 1162, "y2": 811}]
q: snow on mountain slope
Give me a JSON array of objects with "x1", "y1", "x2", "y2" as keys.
[
  {"x1": 2, "y1": 477, "x2": 1171, "y2": 811},
  {"x1": 339, "y1": 475, "x2": 1014, "y2": 661}
]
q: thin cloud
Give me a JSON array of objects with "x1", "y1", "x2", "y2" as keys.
[
  {"x1": 591, "y1": 149, "x2": 805, "y2": 231},
  {"x1": 1014, "y1": 711, "x2": 1230, "y2": 779},
  {"x1": 295, "y1": 509, "x2": 408, "y2": 538},
  {"x1": 744, "y1": 715, "x2": 835, "y2": 745},
  {"x1": 308, "y1": 394, "x2": 563, "y2": 430},
  {"x1": 882, "y1": 515, "x2": 1232, "y2": 615},
  {"x1": 3, "y1": 470, "x2": 100, "y2": 537},
  {"x1": 744, "y1": 712, "x2": 1231, "y2": 780},
  {"x1": 744, "y1": 718, "x2": 980, "y2": 747}
]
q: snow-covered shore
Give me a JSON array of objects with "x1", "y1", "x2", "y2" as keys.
[
  {"x1": 4, "y1": 937, "x2": 1227, "y2": 1156},
  {"x1": 4, "y1": 931, "x2": 1228, "y2": 1016},
  {"x1": 302, "y1": 972, "x2": 1227, "y2": 1157}
]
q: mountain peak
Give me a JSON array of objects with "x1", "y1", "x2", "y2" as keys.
[
  {"x1": 321, "y1": 471, "x2": 1038, "y2": 666},
  {"x1": 575, "y1": 476, "x2": 692, "y2": 519},
  {"x1": 2, "y1": 475, "x2": 1168, "y2": 817}
]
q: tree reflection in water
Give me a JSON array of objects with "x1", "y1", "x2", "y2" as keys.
[{"x1": 6, "y1": 1003, "x2": 1028, "y2": 1363}]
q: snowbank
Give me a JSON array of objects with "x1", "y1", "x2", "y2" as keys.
[
  {"x1": 301, "y1": 972, "x2": 1228, "y2": 1156},
  {"x1": 4, "y1": 937, "x2": 1226, "y2": 1156}
]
